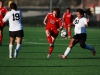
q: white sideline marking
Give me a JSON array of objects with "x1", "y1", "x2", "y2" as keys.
[
  {"x1": 23, "y1": 42, "x2": 100, "y2": 46},
  {"x1": 39, "y1": 39, "x2": 100, "y2": 41}
]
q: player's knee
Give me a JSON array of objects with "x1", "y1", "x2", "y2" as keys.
[
  {"x1": 68, "y1": 44, "x2": 73, "y2": 48},
  {"x1": 80, "y1": 44, "x2": 86, "y2": 49}
]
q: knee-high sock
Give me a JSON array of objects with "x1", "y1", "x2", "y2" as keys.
[
  {"x1": 47, "y1": 36, "x2": 52, "y2": 44},
  {"x1": 48, "y1": 46, "x2": 54, "y2": 54},
  {"x1": 15, "y1": 44, "x2": 21, "y2": 51},
  {"x1": 68, "y1": 31, "x2": 71, "y2": 37},
  {"x1": 86, "y1": 44, "x2": 95, "y2": 52},
  {"x1": 64, "y1": 47, "x2": 71, "y2": 56},
  {"x1": 9, "y1": 44, "x2": 13, "y2": 56}
]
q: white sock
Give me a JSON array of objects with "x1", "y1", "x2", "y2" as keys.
[
  {"x1": 64, "y1": 47, "x2": 71, "y2": 56},
  {"x1": 86, "y1": 44, "x2": 94, "y2": 52},
  {"x1": 9, "y1": 44, "x2": 13, "y2": 56},
  {"x1": 15, "y1": 44, "x2": 21, "y2": 51}
]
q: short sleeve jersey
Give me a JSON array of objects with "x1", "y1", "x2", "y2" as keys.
[
  {"x1": 46, "y1": 13, "x2": 62, "y2": 29},
  {"x1": 3, "y1": 9, "x2": 23, "y2": 31},
  {"x1": 63, "y1": 12, "x2": 73, "y2": 25},
  {"x1": 73, "y1": 17, "x2": 87, "y2": 35}
]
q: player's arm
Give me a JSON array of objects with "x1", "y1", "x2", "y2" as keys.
[
  {"x1": 2, "y1": 12, "x2": 9, "y2": 24},
  {"x1": 3, "y1": 7, "x2": 8, "y2": 16},
  {"x1": 62, "y1": 13, "x2": 65, "y2": 26},
  {"x1": 43, "y1": 14, "x2": 48, "y2": 25},
  {"x1": 57, "y1": 18, "x2": 63, "y2": 31},
  {"x1": 84, "y1": 18, "x2": 89, "y2": 27},
  {"x1": 86, "y1": 18, "x2": 90, "y2": 26}
]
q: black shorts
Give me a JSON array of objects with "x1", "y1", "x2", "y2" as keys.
[
  {"x1": 9, "y1": 30, "x2": 24, "y2": 38},
  {"x1": 0, "y1": 26, "x2": 4, "y2": 31},
  {"x1": 73, "y1": 33, "x2": 87, "y2": 41}
]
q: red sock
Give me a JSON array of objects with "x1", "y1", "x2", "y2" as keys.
[
  {"x1": 68, "y1": 31, "x2": 71, "y2": 37},
  {"x1": 0, "y1": 35, "x2": 2, "y2": 44},
  {"x1": 48, "y1": 46, "x2": 54, "y2": 54},
  {"x1": 47, "y1": 36, "x2": 52, "y2": 44}
]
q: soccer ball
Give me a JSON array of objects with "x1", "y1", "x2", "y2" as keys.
[{"x1": 60, "y1": 30, "x2": 68, "y2": 38}]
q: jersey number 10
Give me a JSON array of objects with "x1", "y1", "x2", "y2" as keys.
[{"x1": 12, "y1": 13, "x2": 20, "y2": 21}]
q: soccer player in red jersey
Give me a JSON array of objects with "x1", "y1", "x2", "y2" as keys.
[
  {"x1": 62, "y1": 7, "x2": 74, "y2": 39},
  {"x1": 43, "y1": 8, "x2": 62, "y2": 58},
  {"x1": 0, "y1": 1, "x2": 7, "y2": 45}
]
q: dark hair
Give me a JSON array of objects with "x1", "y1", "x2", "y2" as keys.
[
  {"x1": 77, "y1": 8, "x2": 92, "y2": 17},
  {"x1": 53, "y1": 8, "x2": 60, "y2": 18},
  {"x1": 66, "y1": 7, "x2": 70, "y2": 11},
  {"x1": 10, "y1": 2, "x2": 17, "y2": 10}
]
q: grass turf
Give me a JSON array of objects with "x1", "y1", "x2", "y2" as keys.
[{"x1": 0, "y1": 26, "x2": 100, "y2": 75}]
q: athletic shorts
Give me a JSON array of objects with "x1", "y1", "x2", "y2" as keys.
[
  {"x1": 0, "y1": 26, "x2": 3, "y2": 31},
  {"x1": 46, "y1": 27, "x2": 59, "y2": 38},
  {"x1": 9, "y1": 30, "x2": 24, "y2": 38},
  {"x1": 73, "y1": 33, "x2": 87, "y2": 41}
]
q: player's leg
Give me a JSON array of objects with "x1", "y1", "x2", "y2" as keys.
[
  {"x1": 14, "y1": 30, "x2": 24, "y2": 58},
  {"x1": 79, "y1": 40, "x2": 96, "y2": 56},
  {"x1": 45, "y1": 29, "x2": 52, "y2": 45},
  {"x1": 64, "y1": 24, "x2": 68, "y2": 39},
  {"x1": 47, "y1": 29, "x2": 58, "y2": 58},
  {"x1": 9, "y1": 31, "x2": 16, "y2": 58},
  {"x1": 60, "y1": 38, "x2": 78, "y2": 58},
  {"x1": 67, "y1": 25, "x2": 72, "y2": 39},
  {"x1": 9, "y1": 37, "x2": 15, "y2": 58},
  {"x1": 79, "y1": 33, "x2": 96, "y2": 56},
  {"x1": 59, "y1": 35, "x2": 79, "y2": 58},
  {"x1": 47, "y1": 37, "x2": 55, "y2": 58}
]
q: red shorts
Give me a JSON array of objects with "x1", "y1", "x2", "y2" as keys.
[{"x1": 45, "y1": 27, "x2": 59, "y2": 38}]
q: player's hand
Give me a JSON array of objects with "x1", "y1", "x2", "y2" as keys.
[
  {"x1": 43, "y1": 22, "x2": 46, "y2": 25},
  {"x1": 87, "y1": 18, "x2": 89, "y2": 22}
]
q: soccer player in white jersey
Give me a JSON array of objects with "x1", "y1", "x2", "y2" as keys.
[
  {"x1": 2, "y1": 2, "x2": 24, "y2": 58},
  {"x1": 59, "y1": 8, "x2": 96, "y2": 58}
]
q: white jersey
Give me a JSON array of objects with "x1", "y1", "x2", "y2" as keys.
[
  {"x1": 73, "y1": 17, "x2": 87, "y2": 35},
  {"x1": 3, "y1": 9, "x2": 23, "y2": 31}
]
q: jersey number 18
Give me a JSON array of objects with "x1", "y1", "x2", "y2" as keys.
[{"x1": 12, "y1": 13, "x2": 20, "y2": 21}]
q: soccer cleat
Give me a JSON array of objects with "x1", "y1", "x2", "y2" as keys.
[
  {"x1": 14, "y1": 50, "x2": 18, "y2": 58},
  {"x1": 92, "y1": 47, "x2": 96, "y2": 56},
  {"x1": 92, "y1": 51, "x2": 96, "y2": 56},
  {"x1": 47, "y1": 54, "x2": 51, "y2": 58},
  {"x1": 9, "y1": 55, "x2": 13, "y2": 59},
  {"x1": 59, "y1": 54, "x2": 66, "y2": 59}
]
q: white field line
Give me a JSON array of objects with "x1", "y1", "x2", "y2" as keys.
[
  {"x1": 39, "y1": 39, "x2": 100, "y2": 41},
  {"x1": 23, "y1": 42, "x2": 100, "y2": 46}
]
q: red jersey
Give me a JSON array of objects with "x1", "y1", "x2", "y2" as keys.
[
  {"x1": 46, "y1": 13, "x2": 62, "y2": 29},
  {"x1": 63, "y1": 12, "x2": 73, "y2": 25},
  {"x1": 0, "y1": 6, "x2": 7, "y2": 20}
]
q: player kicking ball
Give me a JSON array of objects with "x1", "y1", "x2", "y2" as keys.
[
  {"x1": 59, "y1": 8, "x2": 96, "y2": 59},
  {"x1": 43, "y1": 8, "x2": 62, "y2": 58},
  {"x1": 2, "y1": 2, "x2": 24, "y2": 58}
]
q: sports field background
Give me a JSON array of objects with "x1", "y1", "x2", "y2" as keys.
[{"x1": 0, "y1": 26, "x2": 100, "y2": 75}]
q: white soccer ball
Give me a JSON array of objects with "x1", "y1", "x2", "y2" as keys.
[{"x1": 60, "y1": 30, "x2": 68, "y2": 38}]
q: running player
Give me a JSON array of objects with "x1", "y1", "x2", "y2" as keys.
[
  {"x1": 0, "y1": 1, "x2": 7, "y2": 45},
  {"x1": 59, "y1": 8, "x2": 96, "y2": 58},
  {"x1": 43, "y1": 8, "x2": 62, "y2": 58},
  {"x1": 62, "y1": 7, "x2": 73, "y2": 39},
  {"x1": 2, "y1": 2, "x2": 24, "y2": 58}
]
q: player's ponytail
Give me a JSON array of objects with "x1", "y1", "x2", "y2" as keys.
[
  {"x1": 84, "y1": 8, "x2": 93, "y2": 17},
  {"x1": 77, "y1": 8, "x2": 92, "y2": 18}
]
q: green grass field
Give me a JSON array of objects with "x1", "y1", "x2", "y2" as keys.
[{"x1": 0, "y1": 26, "x2": 100, "y2": 75}]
